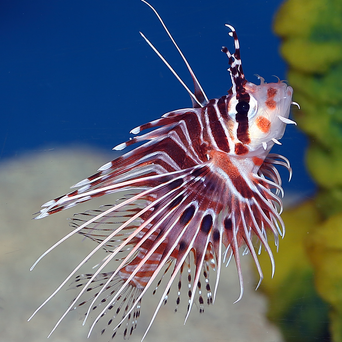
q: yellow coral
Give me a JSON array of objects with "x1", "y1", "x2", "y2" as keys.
[
  {"x1": 268, "y1": 0, "x2": 342, "y2": 340},
  {"x1": 281, "y1": 41, "x2": 342, "y2": 73},
  {"x1": 274, "y1": 0, "x2": 320, "y2": 38},
  {"x1": 306, "y1": 212, "x2": 342, "y2": 341}
]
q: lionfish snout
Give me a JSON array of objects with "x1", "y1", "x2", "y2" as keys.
[{"x1": 246, "y1": 80, "x2": 294, "y2": 153}]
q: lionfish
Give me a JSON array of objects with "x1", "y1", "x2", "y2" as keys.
[{"x1": 29, "y1": 0, "x2": 297, "y2": 340}]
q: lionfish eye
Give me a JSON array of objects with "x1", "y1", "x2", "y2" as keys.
[
  {"x1": 235, "y1": 101, "x2": 250, "y2": 114},
  {"x1": 229, "y1": 95, "x2": 258, "y2": 119}
]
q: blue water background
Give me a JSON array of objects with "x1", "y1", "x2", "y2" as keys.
[{"x1": 0, "y1": 0, "x2": 316, "y2": 196}]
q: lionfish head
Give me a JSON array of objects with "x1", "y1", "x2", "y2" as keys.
[{"x1": 223, "y1": 25, "x2": 294, "y2": 158}]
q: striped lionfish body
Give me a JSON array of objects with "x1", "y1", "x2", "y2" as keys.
[{"x1": 30, "y1": 1, "x2": 296, "y2": 340}]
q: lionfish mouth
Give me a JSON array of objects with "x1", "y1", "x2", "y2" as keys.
[{"x1": 29, "y1": 1, "x2": 295, "y2": 340}]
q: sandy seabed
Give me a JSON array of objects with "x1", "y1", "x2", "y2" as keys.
[{"x1": 0, "y1": 146, "x2": 284, "y2": 342}]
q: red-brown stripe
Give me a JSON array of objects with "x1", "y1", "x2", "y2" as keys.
[
  {"x1": 217, "y1": 96, "x2": 228, "y2": 120},
  {"x1": 207, "y1": 105, "x2": 230, "y2": 153}
]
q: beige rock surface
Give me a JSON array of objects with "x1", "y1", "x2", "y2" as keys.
[{"x1": 0, "y1": 146, "x2": 284, "y2": 342}]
